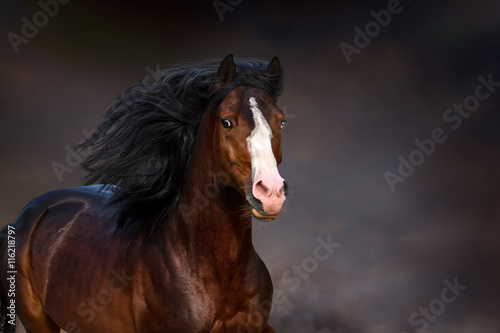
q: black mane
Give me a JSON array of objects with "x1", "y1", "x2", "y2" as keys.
[{"x1": 76, "y1": 58, "x2": 284, "y2": 235}]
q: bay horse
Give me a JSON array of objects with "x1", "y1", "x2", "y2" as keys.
[{"x1": 0, "y1": 55, "x2": 288, "y2": 332}]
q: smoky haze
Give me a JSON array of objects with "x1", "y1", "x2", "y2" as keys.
[{"x1": 1, "y1": 0, "x2": 499, "y2": 332}]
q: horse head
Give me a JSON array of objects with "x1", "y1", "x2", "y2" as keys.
[{"x1": 211, "y1": 55, "x2": 288, "y2": 221}]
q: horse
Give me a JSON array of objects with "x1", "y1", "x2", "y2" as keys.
[{"x1": 0, "y1": 55, "x2": 288, "y2": 333}]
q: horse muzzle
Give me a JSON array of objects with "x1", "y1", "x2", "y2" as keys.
[{"x1": 247, "y1": 171, "x2": 287, "y2": 221}]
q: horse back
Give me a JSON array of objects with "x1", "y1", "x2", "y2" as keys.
[
  {"x1": 11, "y1": 185, "x2": 118, "y2": 261},
  {"x1": 3, "y1": 185, "x2": 137, "y2": 332}
]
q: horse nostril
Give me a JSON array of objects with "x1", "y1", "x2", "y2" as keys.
[
  {"x1": 278, "y1": 182, "x2": 286, "y2": 197},
  {"x1": 254, "y1": 180, "x2": 271, "y2": 198}
]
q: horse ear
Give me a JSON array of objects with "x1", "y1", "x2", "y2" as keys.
[
  {"x1": 216, "y1": 54, "x2": 236, "y2": 87},
  {"x1": 266, "y1": 56, "x2": 281, "y2": 75}
]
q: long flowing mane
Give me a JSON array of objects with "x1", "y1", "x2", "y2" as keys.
[{"x1": 76, "y1": 58, "x2": 284, "y2": 235}]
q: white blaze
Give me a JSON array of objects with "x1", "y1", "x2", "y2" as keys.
[{"x1": 247, "y1": 97, "x2": 277, "y2": 177}]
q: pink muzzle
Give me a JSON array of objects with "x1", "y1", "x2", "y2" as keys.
[{"x1": 251, "y1": 167, "x2": 286, "y2": 218}]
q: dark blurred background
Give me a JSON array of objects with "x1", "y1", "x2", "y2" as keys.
[{"x1": 1, "y1": 1, "x2": 500, "y2": 332}]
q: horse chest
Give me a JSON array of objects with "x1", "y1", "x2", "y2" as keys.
[
  {"x1": 182, "y1": 289, "x2": 268, "y2": 333},
  {"x1": 139, "y1": 284, "x2": 266, "y2": 332},
  {"x1": 147, "y1": 259, "x2": 272, "y2": 332}
]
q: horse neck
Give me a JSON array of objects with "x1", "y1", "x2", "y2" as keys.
[{"x1": 171, "y1": 114, "x2": 253, "y2": 264}]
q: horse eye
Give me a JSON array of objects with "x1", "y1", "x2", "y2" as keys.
[
  {"x1": 280, "y1": 120, "x2": 286, "y2": 129},
  {"x1": 221, "y1": 118, "x2": 233, "y2": 129}
]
